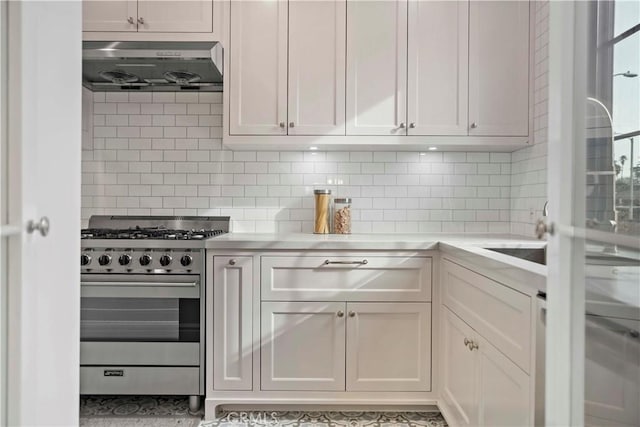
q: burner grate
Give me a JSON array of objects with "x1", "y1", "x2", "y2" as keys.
[{"x1": 81, "y1": 227, "x2": 226, "y2": 240}]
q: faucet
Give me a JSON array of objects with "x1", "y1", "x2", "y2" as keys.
[
  {"x1": 535, "y1": 201, "x2": 551, "y2": 240},
  {"x1": 543, "y1": 201, "x2": 549, "y2": 217}
]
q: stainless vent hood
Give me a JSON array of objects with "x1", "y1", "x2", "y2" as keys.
[{"x1": 82, "y1": 41, "x2": 223, "y2": 92}]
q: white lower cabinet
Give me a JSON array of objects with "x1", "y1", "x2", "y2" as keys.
[
  {"x1": 212, "y1": 256, "x2": 253, "y2": 391},
  {"x1": 260, "y1": 301, "x2": 346, "y2": 391},
  {"x1": 346, "y1": 302, "x2": 431, "y2": 392},
  {"x1": 585, "y1": 315, "x2": 640, "y2": 427},
  {"x1": 260, "y1": 301, "x2": 432, "y2": 392},
  {"x1": 441, "y1": 307, "x2": 531, "y2": 427}
]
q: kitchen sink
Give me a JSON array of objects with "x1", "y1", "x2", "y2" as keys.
[
  {"x1": 485, "y1": 246, "x2": 639, "y2": 268},
  {"x1": 484, "y1": 247, "x2": 547, "y2": 265}
]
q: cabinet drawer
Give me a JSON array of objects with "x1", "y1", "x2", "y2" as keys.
[
  {"x1": 261, "y1": 256, "x2": 432, "y2": 302},
  {"x1": 441, "y1": 259, "x2": 531, "y2": 372},
  {"x1": 80, "y1": 366, "x2": 199, "y2": 395}
]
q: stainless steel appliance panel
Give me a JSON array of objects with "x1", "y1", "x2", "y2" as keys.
[
  {"x1": 80, "y1": 342, "x2": 199, "y2": 366},
  {"x1": 80, "y1": 366, "x2": 200, "y2": 395}
]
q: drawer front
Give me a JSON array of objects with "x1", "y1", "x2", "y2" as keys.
[
  {"x1": 441, "y1": 258, "x2": 531, "y2": 372},
  {"x1": 80, "y1": 342, "x2": 199, "y2": 366},
  {"x1": 80, "y1": 366, "x2": 199, "y2": 395},
  {"x1": 261, "y1": 256, "x2": 432, "y2": 302}
]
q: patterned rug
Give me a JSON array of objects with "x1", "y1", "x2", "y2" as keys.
[
  {"x1": 79, "y1": 396, "x2": 448, "y2": 427},
  {"x1": 203, "y1": 410, "x2": 447, "y2": 427}
]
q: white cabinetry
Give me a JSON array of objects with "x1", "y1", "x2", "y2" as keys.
[
  {"x1": 212, "y1": 256, "x2": 253, "y2": 391},
  {"x1": 440, "y1": 258, "x2": 533, "y2": 427},
  {"x1": 346, "y1": 303, "x2": 431, "y2": 392},
  {"x1": 83, "y1": 0, "x2": 137, "y2": 32},
  {"x1": 468, "y1": 0, "x2": 530, "y2": 136},
  {"x1": 229, "y1": 0, "x2": 346, "y2": 136},
  {"x1": 442, "y1": 307, "x2": 531, "y2": 427},
  {"x1": 260, "y1": 301, "x2": 346, "y2": 391},
  {"x1": 585, "y1": 315, "x2": 640, "y2": 427},
  {"x1": 288, "y1": 0, "x2": 346, "y2": 135},
  {"x1": 346, "y1": 0, "x2": 407, "y2": 135},
  {"x1": 407, "y1": 0, "x2": 468, "y2": 136},
  {"x1": 83, "y1": 0, "x2": 213, "y2": 34},
  {"x1": 229, "y1": 0, "x2": 288, "y2": 135}
]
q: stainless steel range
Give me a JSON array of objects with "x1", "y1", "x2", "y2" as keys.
[{"x1": 79, "y1": 215, "x2": 229, "y2": 411}]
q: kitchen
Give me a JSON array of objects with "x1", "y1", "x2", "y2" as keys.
[{"x1": 1, "y1": 1, "x2": 639, "y2": 426}]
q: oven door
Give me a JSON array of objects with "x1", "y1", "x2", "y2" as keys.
[{"x1": 80, "y1": 274, "x2": 201, "y2": 367}]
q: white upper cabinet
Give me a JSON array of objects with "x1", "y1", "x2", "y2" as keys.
[
  {"x1": 229, "y1": 0, "x2": 288, "y2": 135},
  {"x1": 407, "y1": 1, "x2": 469, "y2": 136},
  {"x1": 83, "y1": 0, "x2": 213, "y2": 33},
  {"x1": 468, "y1": 0, "x2": 530, "y2": 136},
  {"x1": 83, "y1": 0, "x2": 138, "y2": 32},
  {"x1": 288, "y1": 0, "x2": 346, "y2": 135},
  {"x1": 137, "y1": 1, "x2": 213, "y2": 33},
  {"x1": 346, "y1": 0, "x2": 407, "y2": 136}
]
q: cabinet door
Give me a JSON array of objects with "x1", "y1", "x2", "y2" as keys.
[
  {"x1": 83, "y1": 0, "x2": 137, "y2": 32},
  {"x1": 477, "y1": 334, "x2": 531, "y2": 427},
  {"x1": 137, "y1": 0, "x2": 213, "y2": 33},
  {"x1": 229, "y1": 0, "x2": 288, "y2": 135},
  {"x1": 346, "y1": 303, "x2": 431, "y2": 391},
  {"x1": 346, "y1": 0, "x2": 407, "y2": 135},
  {"x1": 468, "y1": 1, "x2": 529, "y2": 136},
  {"x1": 407, "y1": 0, "x2": 468, "y2": 135},
  {"x1": 261, "y1": 301, "x2": 346, "y2": 391},
  {"x1": 585, "y1": 315, "x2": 640, "y2": 426},
  {"x1": 288, "y1": 0, "x2": 346, "y2": 135},
  {"x1": 441, "y1": 308, "x2": 479, "y2": 427},
  {"x1": 213, "y1": 256, "x2": 253, "y2": 390}
]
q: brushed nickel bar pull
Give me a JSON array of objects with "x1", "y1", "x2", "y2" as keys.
[{"x1": 323, "y1": 259, "x2": 368, "y2": 265}]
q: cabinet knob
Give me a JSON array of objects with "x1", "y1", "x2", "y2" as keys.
[
  {"x1": 337, "y1": 311, "x2": 344, "y2": 318},
  {"x1": 470, "y1": 341, "x2": 479, "y2": 351},
  {"x1": 463, "y1": 338, "x2": 471, "y2": 347},
  {"x1": 279, "y1": 122, "x2": 285, "y2": 128},
  {"x1": 470, "y1": 122, "x2": 478, "y2": 129},
  {"x1": 289, "y1": 122, "x2": 295, "y2": 128},
  {"x1": 138, "y1": 17, "x2": 145, "y2": 25},
  {"x1": 127, "y1": 17, "x2": 135, "y2": 24},
  {"x1": 348, "y1": 311, "x2": 356, "y2": 318},
  {"x1": 228, "y1": 259, "x2": 236, "y2": 266},
  {"x1": 398, "y1": 122, "x2": 406, "y2": 129},
  {"x1": 409, "y1": 122, "x2": 416, "y2": 128},
  {"x1": 27, "y1": 216, "x2": 50, "y2": 237}
]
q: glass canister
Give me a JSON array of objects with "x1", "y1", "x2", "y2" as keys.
[
  {"x1": 333, "y1": 198, "x2": 352, "y2": 234},
  {"x1": 313, "y1": 189, "x2": 331, "y2": 234}
]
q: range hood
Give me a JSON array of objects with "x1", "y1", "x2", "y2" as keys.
[{"x1": 82, "y1": 41, "x2": 223, "y2": 92}]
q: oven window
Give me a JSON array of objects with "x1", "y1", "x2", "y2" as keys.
[{"x1": 80, "y1": 297, "x2": 199, "y2": 342}]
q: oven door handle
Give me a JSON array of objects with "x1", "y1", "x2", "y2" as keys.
[{"x1": 81, "y1": 281, "x2": 198, "y2": 288}]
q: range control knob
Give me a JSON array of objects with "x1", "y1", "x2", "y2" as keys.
[
  {"x1": 139, "y1": 254, "x2": 152, "y2": 266},
  {"x1": 80, "y1": 254, "x2": 91, "y2": 266},
  {"x1": 159, "y1": 254, "x2": 172, "y2": 267},
  {"x1": 119, "y1": 254, "x2": 132, "y2": 266},
  {"x1": 98, "y1": 254, "x2": 112, "y2": 266},
  {"x1": 180, "y1": 255, "x2": 193, "y2": 267}
]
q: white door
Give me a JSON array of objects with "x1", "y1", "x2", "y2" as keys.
[
  {"x1": 346, "y1": 0, "x2": 407, "y2": 135},
  {"x1": 441, "y1": 308, "x2": 478, "y2": 427},
  {"x1": 261, "y1": 301, "x2": 346, "y2": 391},
  {"x1": 585, "y1": 316, "x2": 640, "y2": 426},
  {"x1": 229, "y1": 0, "x2": 288, "y2": 135},
  {"x1": 137, "y1": 0, "x2": 213, "y2": 33},
  {"x1": 477, "y1": 334, "x2": 531, "y2": 427},
  {"x1": 288, "y1": 0, "x2": 346, "y2": 135},
  {"x1": 212, "y1": 256, "x2": 253, "y2": 391},
  {"x1": 4, "y1": 2, "x2": 81, "y2": 425},
  {"x1": 345, "y1": 302, "x2": 431, "y2": 391},
  {"x1": 407, "y1": 0, "x2": 468, "y2": 136},
  {"x1": 468, "y1": 0, "x2": 529, "y2": 136},
  {"x1": 83, "y1": 0, "x2": 137, "y2": 32}
]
